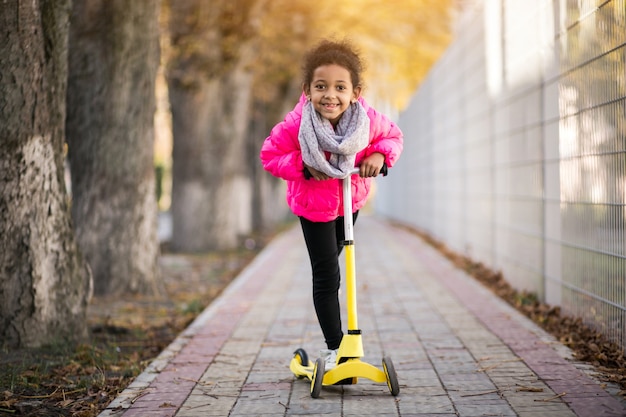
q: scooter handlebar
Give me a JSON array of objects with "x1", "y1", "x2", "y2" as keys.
[
  {"x1": 381, "y1": 163, "x2": 389, "y2": 176},
  {"x1": 304, "y1": 163, "x2": 388, "y2": 179}
]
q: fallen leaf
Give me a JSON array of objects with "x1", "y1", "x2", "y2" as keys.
[
  {"x1": 58, "y1": 399, "x2": 74, "y2": 407},
  {"x1": 516, "y1": 385, "x2": 544, "y2": 392}
]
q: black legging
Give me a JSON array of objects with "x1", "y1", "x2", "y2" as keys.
[{"x1": 299, "y1": 211, "x2": 359, "y2": 350}]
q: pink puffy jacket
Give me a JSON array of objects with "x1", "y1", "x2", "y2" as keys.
[{"x1": 260, "y1": 94, "x2": 403, "y2": 222}]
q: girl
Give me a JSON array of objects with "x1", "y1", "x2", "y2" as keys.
[{"x1": 260, "y1": 39, "x2": 403, "y2": 369}]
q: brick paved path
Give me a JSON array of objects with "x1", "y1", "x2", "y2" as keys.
[{"x1": 99, "y1": 216, "x2": 625, "y2": 417}]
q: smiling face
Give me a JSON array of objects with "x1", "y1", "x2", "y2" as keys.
[{"x1": 304, "y1": 64, "x2": 361, "y2": 127}]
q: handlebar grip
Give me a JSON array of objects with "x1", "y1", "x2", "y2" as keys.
[{"x1": 380, "y1": 163, "x2": 388, "y2": 177}]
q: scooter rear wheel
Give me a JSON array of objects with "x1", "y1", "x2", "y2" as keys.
[
  {"x1": 311, "y1": 358, "x2": 325, "y2": 398},
  {"x1": 383, "y1": 356, "x2": 400, "y2": 396},
  {"x1": 292, "y1": 348, "x2": 309, "y2": 378}
]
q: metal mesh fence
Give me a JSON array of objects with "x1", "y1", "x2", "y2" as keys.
[{"x1": 376, "y1": 0, "x2": 626, "y2": 350}]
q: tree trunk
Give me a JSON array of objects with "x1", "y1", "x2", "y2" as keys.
[
  {"x1": 66, "y1": 0, "x2": 163, "y2": 296},
  {"x1": 246, "y1": 0, "x2": 315, "y2": 232},
  {"x1": 165, "y1": 0, "x2": 264, "y2": 252},
  {"x1": 0, "y1": 0, "x2": 93, "y2": 348}
]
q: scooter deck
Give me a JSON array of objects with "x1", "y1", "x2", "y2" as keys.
[{"x1": 289, "y1": 350, "x2": 387, "y2": 385}]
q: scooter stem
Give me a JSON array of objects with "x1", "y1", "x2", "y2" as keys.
[{"x1": 342, "y1": 169, "x2": 360, "y2": 331}]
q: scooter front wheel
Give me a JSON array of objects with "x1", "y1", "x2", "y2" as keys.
[
  {"x1": 311, "y1": 358, "x2": 325, "y2": 398},
  {"x1": 382, "y1": 356, "x2": 400, "y2": 396}
]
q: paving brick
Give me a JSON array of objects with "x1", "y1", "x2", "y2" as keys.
[{"x1": 99, "y1": 218, "x2": 625, "y2": 417}]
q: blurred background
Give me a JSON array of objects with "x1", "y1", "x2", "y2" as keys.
[
  {"x1": 377, "y1": 0, "x2": 626, "y2": 353},
  {"x1": 152, "y1": 0, "x2": 626, "y2": 354}
]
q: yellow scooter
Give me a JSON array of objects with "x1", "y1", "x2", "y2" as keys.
[{"x1": 289, "y1": 166, "x2": 400, "y2": 398}]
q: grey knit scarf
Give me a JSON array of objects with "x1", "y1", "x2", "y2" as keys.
[{"x1": 298, "y1": 100, "x2": 370, "y2": 179}]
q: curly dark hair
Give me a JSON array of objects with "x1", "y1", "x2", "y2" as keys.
[{"x1": 302, "y1": 39, "x2": 365, "y2": 89}]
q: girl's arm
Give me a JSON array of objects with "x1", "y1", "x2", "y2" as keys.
[
  {"x1": 362, "y1": 104, "x2": 404, "y2": 168},
  {"x1": 260, "y1": 106, "x2": 307, "y2": 181}
]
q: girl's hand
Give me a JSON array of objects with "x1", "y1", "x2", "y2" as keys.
[
  {"x1": 359, "y1": 152, "x2": 385, "y2": 177},
  {"x1": 305, "y1": 164, "x2": 331, "y2": 181}
]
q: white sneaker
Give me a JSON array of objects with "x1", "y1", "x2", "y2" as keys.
[{"x1": 320, "y1": 349, "x2": 338, "y2": 370}]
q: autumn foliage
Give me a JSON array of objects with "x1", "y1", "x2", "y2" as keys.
[{"x1": 253, "y1": 0, "x2": 453, "y2": 110}]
